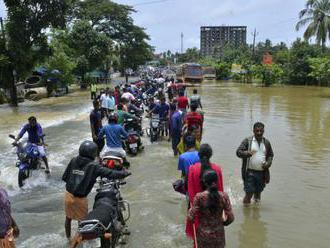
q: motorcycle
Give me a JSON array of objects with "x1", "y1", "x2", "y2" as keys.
[
  {"x1": 148, "y1": 114, "x2": 160, "y2": 143},
  {"x1": 101, "y1": 150, "x2": 130, "y2": 169},
  {"x1": 9, "y1": 134, "x2": 45, "y2": 187},
  {"x1": 72, "y1": 178, "x2": 130, "y2": 248},
  {"x1": 123, "y1": 117, "x2": 143, "y2": 156}
]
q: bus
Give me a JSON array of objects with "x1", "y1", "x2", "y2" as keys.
[
  {"x1": 176, "y1": 63, "x2": 203, "y2": 83},
  {"x1": 202, "y1": 66, "x2": 216, "y2": 80}
]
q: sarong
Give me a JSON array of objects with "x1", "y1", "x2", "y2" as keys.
[{"x1": 64, "y1": 191, "x2": 88, "y2": 221}]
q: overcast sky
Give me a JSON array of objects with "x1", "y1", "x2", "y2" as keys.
[{"x1": 0, "y1": 0, "x2": 306, "y2": 52}]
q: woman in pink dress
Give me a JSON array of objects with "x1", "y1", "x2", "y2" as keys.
[
  {"x1": 188, "y1": 170, "x2": 234, "y2": 248},
  {"x1": 186, "y1": 144, "x2": 225, "y2": 245}
]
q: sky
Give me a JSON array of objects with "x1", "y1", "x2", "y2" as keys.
[{"x1": 0, "y1": 0, "x2": 306, "y2": 53}]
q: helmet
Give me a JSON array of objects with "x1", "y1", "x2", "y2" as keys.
[
  {"x1": 79, "y1": 141, "x2": 98, "y2": 159},
  {"x1": 108, "y1": 113, "x2": 118, "y2": 123}
]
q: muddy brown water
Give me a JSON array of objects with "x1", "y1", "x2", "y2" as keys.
[{"x1": 0, "y1": 81, "x2": 329, "y2": 248}]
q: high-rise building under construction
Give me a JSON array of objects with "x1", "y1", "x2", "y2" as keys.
[{"x1": 200, "y1": 26, "x2": 247, "y2": 57}]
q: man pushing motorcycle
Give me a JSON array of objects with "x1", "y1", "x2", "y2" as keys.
[{"x1": 13, "y1": 116, "x2": 50, "y2": 174}]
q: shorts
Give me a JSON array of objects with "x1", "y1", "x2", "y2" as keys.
[
  {"x1": 64, "y1": 191, "x2": 88, "y2": 221},
  {"x1": 101, "y1": 146, "x2": 126, "y2": 158},
  {"x1": 244, "y1": 169, "x2": 265, "y2": 194},
  {"x1": 37, "y1": 146, "x2": 46, "y2": 157}
]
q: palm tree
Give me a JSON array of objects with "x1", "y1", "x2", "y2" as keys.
[{"x1": 296, "y1": 0, "x2": 330, "y2": 49}]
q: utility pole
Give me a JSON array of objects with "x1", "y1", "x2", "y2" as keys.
[
  {"x1": 252, "y1": 28, "x2": 259, "y2": 59},
  {"x1": 181, "y1": 32, "x2": 184, "y2": 54}
]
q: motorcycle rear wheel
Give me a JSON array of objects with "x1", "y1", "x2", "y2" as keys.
[{"x1": 100, "y1": 237, "x2": 111, "y2": 248}]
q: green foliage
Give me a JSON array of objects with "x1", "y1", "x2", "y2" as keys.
[
  {"x1": 296, "y1": 0, "x2": 330, "y2": 48},
  {"x1": 67, "y1": 20, "x2": 112, "y2": 80},
  {"x1": 72, "y1": 0, "x2": 153, "y2": 73},
  {"x1": 47, "y1": 37, "x2": 76, "y2": 86},
  {"x1": 308, "y1": 57, "x2": 330, "y2": 86},
  {"x1": 251, "y1": 64, "x2": 284, "y2": 85},
  {"x1": 286, "y1": 38, "x2": 322, "y2": 84},
  {"x1": 214, "y1": 63, "x2": 231, "y2": 80},
  {"x1": 178, "y1": 47, "x2": 200, "y2": 63},
  {"x1": 4, "y1": 0, "x2": 72, "y2": 77}
]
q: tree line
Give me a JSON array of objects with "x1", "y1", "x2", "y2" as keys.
[
  {"x1": 160, "y1": 0, "x2": 330, "y2": 87},
  {"x1": 0, "y1": 0, "x2": 153, "y2": 106}
]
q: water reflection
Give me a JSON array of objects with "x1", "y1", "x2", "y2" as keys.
[{"x1": 238, "y1": 207, "x2": 268, "y2": 248}]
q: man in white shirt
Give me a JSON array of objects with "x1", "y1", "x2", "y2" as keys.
[
  {"x1": 236, "y1": 122, "x2": 274, "y2": 204},
  {"x1": 99, "y1": 89, "x2": 109, "y2": 119}
]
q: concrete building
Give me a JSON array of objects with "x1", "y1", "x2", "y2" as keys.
[{"x1": 200, "y1": 26, "x2": 247, "y2": 57}]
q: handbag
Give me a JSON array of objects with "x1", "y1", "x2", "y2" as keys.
[{"x1": 172, "y1": 179, "x2": 187, "y2": 195}]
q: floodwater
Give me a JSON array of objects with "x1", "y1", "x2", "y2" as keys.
[{"x1": 0, "y1": 82, "x2": 330, "y2": 248}]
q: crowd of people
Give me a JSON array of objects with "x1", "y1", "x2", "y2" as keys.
[{"x1": 0, "y1": 75, "x2": 274, "y2": 248}]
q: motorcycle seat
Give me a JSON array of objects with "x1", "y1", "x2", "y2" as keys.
[{"x1": 103, "y1": 151, "x2": 124, "y2": 159}]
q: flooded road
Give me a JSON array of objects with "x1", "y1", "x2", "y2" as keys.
[{"x1": 0, "y1": 82, "x2": 330, "y2": 248}]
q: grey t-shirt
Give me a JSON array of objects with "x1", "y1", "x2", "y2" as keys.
[{"x1": 190, "y1": 94, "x2": 201, "y2": 106}]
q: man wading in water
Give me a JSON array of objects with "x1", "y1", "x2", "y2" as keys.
[{"x1": 236, "y1": 122, "x2": 274, "y2": 204}]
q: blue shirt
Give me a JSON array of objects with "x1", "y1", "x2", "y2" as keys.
[
  {"x1": 99, "y1": 123, "x2": 128, "y2": 148},
  {"x1": 171, "y1": 110, "x2": 182, "y2": 135},
  {"x1": 18, "y1": 123, "x2": 43, "y2": 144},
  {"x1": 158, "y1": 103, "x2": 169, "y2": 119},
  {"x1": 178, "y1": 151, "x2": 200, "y2": 176},
  {"x1": 149, "y1": 103, "x2": 160, "y2": 114}
]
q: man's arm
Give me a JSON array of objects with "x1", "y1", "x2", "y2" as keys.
[
  {"x1": 15, "y1": 124, "x2": 27, "y2": 142},
  {"x1": 264, "y1": 139, "x2": 274, "y2": 168},
  {"x1": 96, "y1": 165, "x2": 130, "y2": 179},
  {"x1": 90, "y1": 113, "x2": 97, "y2": 140},
  {"x1": 236, "y1": 138, "x2": 252, "y2": 159}
]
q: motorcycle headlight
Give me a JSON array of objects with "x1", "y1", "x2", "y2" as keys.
[{"x1": 33, "y1": 150, "x2": 39, "y2": 156}]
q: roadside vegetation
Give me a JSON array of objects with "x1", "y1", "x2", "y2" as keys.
[{"x1": 0, "y1": 0, "x2": 153, "y2": 106}]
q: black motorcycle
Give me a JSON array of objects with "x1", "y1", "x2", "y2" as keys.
[
  {"x1": 73, "y1": 178, "x2": 130, "y2": 248},
  {"x1": 148, "y1": 114, "x2": 160, "y2": 143},
  {"x1": 123, "y1": 116, "x2": 143, "y2": 155}
]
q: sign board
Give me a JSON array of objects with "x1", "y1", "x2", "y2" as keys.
[{"x1": 262, "y1": 52, "x2": 273, "y2": 65}]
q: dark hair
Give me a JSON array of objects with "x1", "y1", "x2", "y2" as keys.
[
  {"x1": 179, "y1": 91, "x2": 184, "y2": 97},
  {"x1": 120, "y1": 97, "x2": 128, "y2": 104},
  {"x1": 170, "y1": 103, "x2": 176, "y2": 111},
  {"x1": 184, "y1": 135, "x2": 196, "y2": 149},
  {"x1": 123, "y1": 88, "x2": 127, "y2": 92},
  {"x1": 117, "y1": 104, "x2": 123, "y2": 110},
  {"x1": 202, "y1": 170, "x2": 224, "y2": 212},
  {"x1": 198, "y1": 144, "x2": 213, "y2": 189},
  {"x1": 253, "y1": 122, "x2": 264, "y2": 130},
  {"x1": 93, "y1": 100, "x2": 99, "y2": 108},
  {"x1": 190, "y1": 103, "x2": 198, "y2": 111},
  {"x1": 193, "y1": 89, "x2": 197, "y2": 94},
  {"x1": 28, "y1": 116, "x2": 36, "y2": 122}
]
